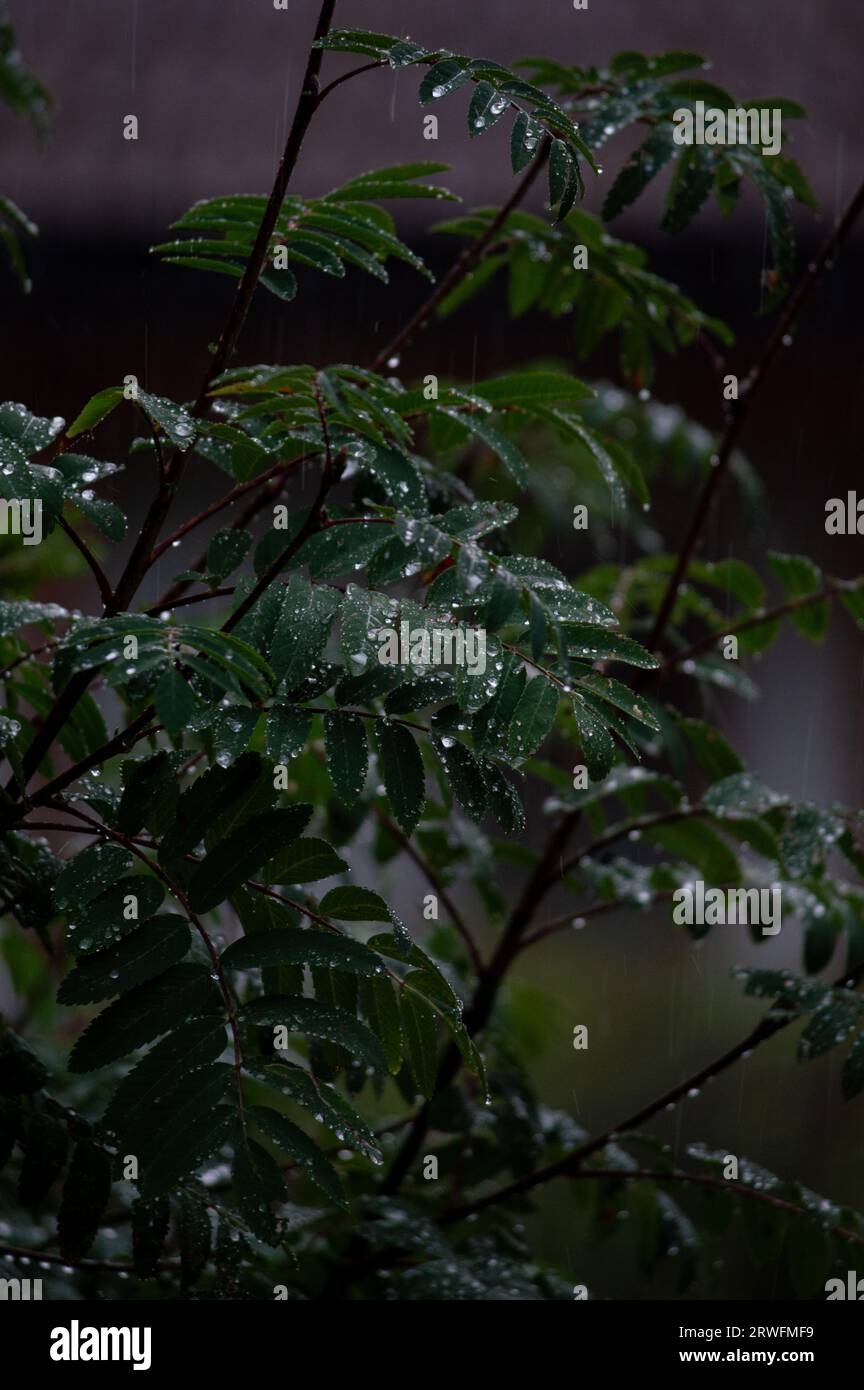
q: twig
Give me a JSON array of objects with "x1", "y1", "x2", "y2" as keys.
[
  {"x1": 380, "y1": 807, "x2": 581, "y2": 1195},
  {"x1": 439, "y1": 950, "x2": 864, "y2": 1225},
  {"x1": 0, "y1": 1241, "x2": 173, "y2": 1274},
  {"x1": 369, "y1": 137, "x2": 551, "y2": 372},
  {"x1": 648, "y1": 174, "x2": 864, "y2": 652},
  {"x1": 444, "y1": 1166, "x2": 864, "y2": 1247},
  {"x1": 659, "y1": 578, "x2": 860, "y2": 675},
  {"x1": 107, "y1": 0, "x2": 341, "y2": 618},
  {"x1": 372, "y1": 804, "x2": 484, "y2": 975},
  {"x1": 57, "y1": 517, "x2": 113, "y2": 608},
  {"x1": 316, "y1": 60, "x2": 386, "y2": 104}
]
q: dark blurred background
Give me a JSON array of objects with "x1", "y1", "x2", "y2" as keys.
[{"x1": 2, "y1": 0, "x2": 864, "y2": 1298}]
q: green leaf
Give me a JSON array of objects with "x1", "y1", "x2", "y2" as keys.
[
  {"x1": 575, "y1": 695, "x2": 616, "y2": 783},
  {"x1": 270, "y1": 574, "x2": 338, "y2": 689},
  {"x1": 117, "y1": 751, "x2": 179, "y2": 836},
  {"x1": 798, "y1": 998, "x2": 859, "y2": 1063},
  {"x1": 69, "y1": 963, "x2": 221, "y2": 1073},
  {"x1": 131, "y1": 1197, "x2": 170, "y2": 1277},
  {"x1": 154, "y1": 667, "x2": 199, "y2": 734},
  {"x1": 507, "y1": 675, "x2": 559, "y2": 759},
  {"x1": 187, "y1": 805, "x2": 313, "y2": 912},
  {"x1": 66, "y1": 386, "x2": 124, "y2": 439},
  {"x1": 178, "y1": 1191, "x2": 211, "y2": 1289},
  {"x1": 233, "y1": 1136, "x2": 285, "y2": 1243},
  {"x1": 103, "y1": 1016, "x2": 227, "y2": 1137},
  {"x1": 241, "y1": 996, "x2": 387, "y2": 1071},
  {"x1": 576, "y1": 673, "x2": 660, "y2": 731},
  {"x1": 264, "y1": 837, "x2": 348, "y2": 885},
  {"x1": 323, "y1": 711, "x2": 369, "y2": 805},
  {"x1": 603, "y1": 125, "x2": 678, "y2": 221},
  {"x1": 468, "y1": 81, "x2": 510, "y2": 138},
  {"x1": 128, "y1": 1074, "x2": 235, "y2": 1176},
  {"x1": 54, "y1": 842, "x2": 133, "y2": 912},
  {"x1": 0, "y1": 599, "x2": 69, "y2": 636},
  {"x1": 662, "y1": 144, "x2": 714, "y2": 233},
  {"x1": 643, "y1": 820, "x2": 740, "y2": 887},
  {"x1": 677, "y1": 716, "x2": 743, "y2": 782},
  {"x1": 360, "y1": 975, "x2": 404, "y2": 1074},
  {"x1": 266, "y1": 703, "x2": 312, "y2": 764},
  {"x1": 18, "y1": 1112, "x2": 69, "y2": 1206},
  {"x1": 136, "y1": 1105, "x2": 234, "y2": 1203},
  {"x1": 222, "y1": 928, "x2": 382, "y2": 977},
  {"x1": 448, "y1": 411, "x2": 529, "y2": 487},
  {"x1": 563, "y1": 626, "x2": 658, "y2": 669},
  {"x1": 767, "y1": 551, "x2": 828, "y2": 641},
  {"x1": 400, "y1": 988, "x2": 439, "y2": 1098},
  {"x1": 377, "y1": 721, "x2": 425, "y2": 834},
  {"x1": 245, "y1": 1060, "x2": 382, "y2": 1161},
  {"x1": 160, "y1": 754, "x2": 273, "y2": 862},
  {"x1": 57, "y1": 915, "x2": 191, "y2": 1005},
  {"x1": 485, "y1": 762, "x2": 525, "y2": 833},
  {"x1": 474, "y1": 371, "x2": 593, "y2": 409},
  {"x1": 319, "y1": 885, "x2": 392, "y2": 923},
  {"x1": 57, "y1": 1140, "x2": 112, "y2": 1260},
  {"x1": 703, "y1": 773, "x2": 784, "y2": 817},
  {"x1": 249, "y1": 1105, "x2": 346, "y2": 1206},
  {"x1": 511, "y1": 111, "x2": 543, "y2": 173},
  {"x1": 136, "y1": 389, "x2": 196, "y2": 451},
  {"x1": 419, "y1": 58, "x2": 472, "y2": 105},
  {"x1": 432, "y1": 735, "x2": 488, "y2": 820},
  {"x1": 67, "y1": 877, "x2": 166, "y2": 957}
]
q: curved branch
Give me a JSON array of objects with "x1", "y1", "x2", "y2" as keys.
[
  {"x1": 660, "y1": 578, "x2": 862, "y2": 675},
  {"x1": 440, "y1": 950, "x2": 864, "y2": 1226},
  {"x1": 648, "y1": 174, "x2": 864, "y2": 652},
  {"x1": 445, "y1": 1166, "x2": 864, "y2": 1247},
  {"x1": 57, "y1": 516, "x2": 113, "y2": 607},
  {"x1": 369, "y1": 137, "x2": 551, "y2": 372}
]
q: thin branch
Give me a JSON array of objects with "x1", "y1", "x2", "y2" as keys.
[
  {"x1": 659, "y1": 578, "x2": 860, "y2": 675},
  {"x1": 519, "y1": 885, "x2": 682, "y2": 951},
  {"x1": 369, "y1": 137, "x2": 551, "y2": 372},
  {"x1": 148, "y1": 451, "x2": 310, "y2": 566},
  {"x1": 145, "y1": 587, "x2": 234, "y2": 615},
  {"x1": 316, "y1": 59, "x2": 385, "y2": 104},
  {"x1": 439, "y1": 950, "x2": 864, "y2": 1225},
  {"x1": 559, "y1": 806, "x2": 702, "y2": 880},
  {"x1": 445, "y1": 1166, "x2": 864, "y2": 1246},
  {"x1": 18, "y1": 711, "x2": 157, "y2": 814},
  {"x1": 372, "y1": 804, "x2": 485, "y2": 975},
  {"x1": 648, "y1": 174, "x2": 864, "y2": 652},
  {"x1": 108, "y1": 0, "x2": 340, "y2": 619},
  {"x1": 153, "y1": 455, "x2": 310, "y2": 611},
  {"x1": 57, "y1": 517, "x2": 113, "y2": 607},
  {"x1": 0, "y1": 1241, "x2": 173, "y2": 1274},
  {"x1": 380, "y1": 807, "x2": 582, "y2": 1196},
  {"x1": 223, "y1": 449, "x2": 342, "y2": 634}
]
